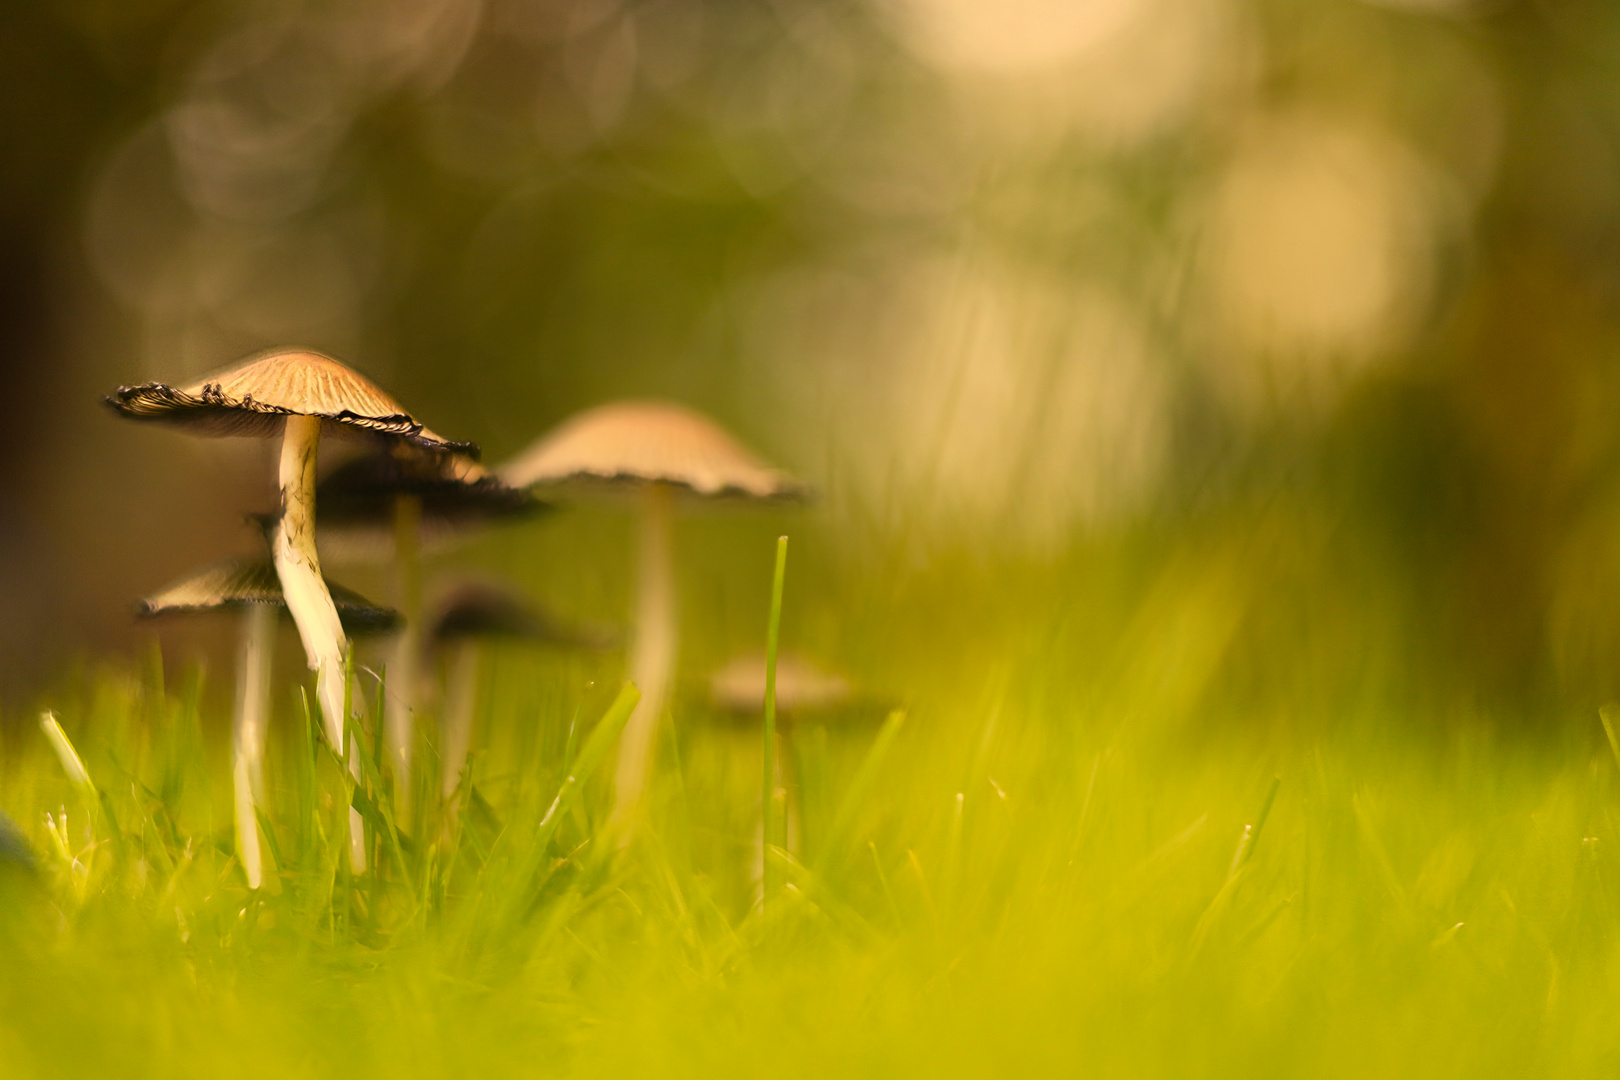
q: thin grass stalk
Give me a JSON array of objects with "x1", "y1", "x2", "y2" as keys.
[
  {"x1": 386, "y1": 492, "x2": 422, "y2": 829},
  {"x1": 233, "y1": 604, "x2": 275, "y2": 889},
  {"x1": 761, "y1": 535, "x2": 788, "y2": 911},
  {"x1": 344, "y1": 647, "x2": 366, "y2": 874}
]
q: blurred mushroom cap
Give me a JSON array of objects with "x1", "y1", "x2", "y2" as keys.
[
  {"x1": 428, "y1": 578, "x2": 618, "y2": 649},
  {"x1": 710, "y1": 651, "x2": 852, "y2": 714},
  {"x1": 106, "y1": 348, "x2": 476, "y2": 455},
  {"x1": 136, "y1": 557, "x2": 401, "y2": 634},
  {"x1": 498, "y1": 401, "x2": 804, "y2": 500},
  {"x1": 317, "y1": 447, "x2": 539, "y2": 528}
]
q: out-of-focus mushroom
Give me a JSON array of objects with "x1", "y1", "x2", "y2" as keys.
[
  {"x1": 307, "y1": 446, "x2": 539, "y2": 827},
  {"x1": 108, "y1": 347, "x2": 472, "y2": 872},
  {"x1": 499, "y1": 401, "x2": 803, "y2": 825},
  {"x1": 428, "y1": 579, "x2": 615, "y2": 812},
  {"x1": 710, "y1": 651, "x2": 852, "y2": 717},
  {"x1": 710, "y1": 650, "x2": 854, "y2": 885},
  {"x1": 315, "y1": 446, "x2": 538, "y2": 562},
  {"x1": 137, "y1": 556, "x2": 402, "y2": 628},
  {"x1": 138, "y1": 556, "x2": 398, "y2": 888}
]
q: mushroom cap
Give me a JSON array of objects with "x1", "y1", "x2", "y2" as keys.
[
  {"x1": 498, "y1": 401, "x2": 804, "y2": 500},
  {"x1": 136, "y1": 557, "x2": 401, "y2": 634},
  {"x1": 427, "y1": 579, "x2": 618, "y2": 649},
  {"x1": 317, "y1": 447, "x2": 540, "y2": 528},
  {"x1": 106, "y1": 348, "x2": 477, "y2": 456},
  {"x1": 710, "y1": 651, "x2": 852, "y2": 714}
]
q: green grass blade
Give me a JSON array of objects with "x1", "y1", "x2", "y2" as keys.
[
  {"x1": 820, "y1": 709, "x2": 907, "y2": 868},
  {"x1": 1600, "y1": 705, "x2": 1620, "y2": 772},
  {"x1": 762, "y1": 535, "x2": 788, "y2": 909},
  {"x1": 538, "y1": 683, "x2": 642, "y2": 840}
]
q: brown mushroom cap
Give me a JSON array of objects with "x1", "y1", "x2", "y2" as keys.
[
  {"x1": 426, "y1": 578, "x2": 617, "y2": 649},
  {"x1": 136, "y1": 557, "x2": 401, "y2": 634},
  {"x1": 106, "y1": 348, "x2": 477, "y2": 456},
  {"x1": 498, "y1": 401, "x2": 803, "y2": 499},
  {"x1": 318, "y1": 447, "x2": 539, "y2": 527},
  {"x1": 710, "y1": 651, "x2": 852, "y2": 714}
]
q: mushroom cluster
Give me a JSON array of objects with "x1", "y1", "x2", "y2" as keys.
[
  {"x1": 138, "y1": 548, "x2": 400, "y2": 888},
  {"x1": 110, "y1": 348, "x2": 474, "y2": 877},
  {"x1": 312, "y1": 446, "x2": 539, "y2": 827},
  {"x1": 111, "y1": 352, "x2": 807, "y2": 885}
]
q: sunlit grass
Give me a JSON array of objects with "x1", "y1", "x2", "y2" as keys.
[{"x1": 3, "y1": 523, "x2": 1620, "y2": 1078}]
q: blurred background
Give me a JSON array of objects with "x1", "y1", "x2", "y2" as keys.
[{"x1": 2, "y1": 0, "x2": 1619, "y2": 729}]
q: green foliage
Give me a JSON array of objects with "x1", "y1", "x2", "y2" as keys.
[{"x1": 2, "y1": 613, "x2": 1620, "y2": 1078}]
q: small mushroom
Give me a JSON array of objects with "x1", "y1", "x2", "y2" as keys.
[
  {"x1": 499, "y1": 401, "x2": 803, "y2": 824},
  {"x1": 710, "y1": 651, "x2": 852, "y2": 716},
  {"x1": 138, "y1": 556, "x2": 398, "y2": 889},
  {"x1": 309, "y1": 446, "x2": 539, "y2": 827},
  {"x1": 709, "y1": 651, "x2": 853, "y2": 887},
  {"x1": 428, "y1": 579, "x2": 615, "y2": 812},
  {"x1": 109, "y1": 347, "x2": 472, "y2": 872}
]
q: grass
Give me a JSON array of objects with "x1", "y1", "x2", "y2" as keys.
[{"x1": 3, "y1": 519, "x2": 1620, "y2": 1078}]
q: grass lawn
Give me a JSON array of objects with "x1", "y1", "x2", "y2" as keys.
[{"x1": 1, "y1": 521, "x2": 1618, "y2": 1079}]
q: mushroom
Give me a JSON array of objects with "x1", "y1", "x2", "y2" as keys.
[
  {"x1": 428, "y1": 578, "x2": 615, "y2": 812},
  {"x1": 709, "y1": 651, "x2": 853, "y2": 884},
  {"x1": 138, "y1": 555, "x2": 399, "y2": 888},
  {"x1": 498, "y1": 401, "x2": 804, "y2": 824},
  {"x1": 108, "y1": 347, "x2": 473, "y2": 871},
  {"x1": 710, "y1": 651, "x2": 852, "y2": 716},
  {"x1": 314, "y1": 445, "x2": 539, "y2": 563},
  {"x1": 310, "y1": 446, "x2": 539, "y2": 827}
]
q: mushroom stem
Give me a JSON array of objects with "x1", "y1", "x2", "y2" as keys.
[
  {"x1": 441, "y1": 639, "x2": 480, "y2": 804},
  {"x1": 385, "y1": 493, "x2": 422, "y2": 828},
  {"x1": 272, "y1": 414, "x2": 363, "y2": 872},
  {"x1": 233, "y1": 603, "x2": 275, "y2": 890},
  {"x1": 274, "y1": 415, "x2": 348, "y2": 745},
  {"x1": 612, "y1": 482, "x2": 677, "y2": 823}
]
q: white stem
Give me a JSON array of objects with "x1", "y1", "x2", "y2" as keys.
[
  {"x1": 612, "y1": 483, "x2": 676, "y2": 824},
  {"x1": 272, "y1": 413, "x2": 362, "y2": 872},
  {"x1": 274, "y1": 415, "x2": 348, "y2": 745},
  {"x1": 233, "y1": 604, "x2": 275, "y2": 890},
  {"x1": 441, "y1": 640, "x2": 480, "y2": 802},
  {"x1": 385, "y1": 493, "x2": 422, "y2": 828}
]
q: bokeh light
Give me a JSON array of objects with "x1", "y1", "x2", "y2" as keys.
[{"x1": 0, "y1": 0, "x2": 1614, "y2": 716}]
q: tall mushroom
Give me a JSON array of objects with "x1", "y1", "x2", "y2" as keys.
[
  {"x1": 138, "y1": 556, "x2": 399, "y2": 888},
  {"x1": 312, "y1": 447, "x2": 538, "y2": 826},
  {"x1": 108, "y1": 347, "x2": 474, "y2": 871},
  {"x1": 499, "y1": 401, "x2": 803, "y2": 824}
]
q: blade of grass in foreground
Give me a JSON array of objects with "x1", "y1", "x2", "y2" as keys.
[
  {"x1": 762, "y1": 535, "x2": 788, "y2": 911},
  {"x1": 1600, "y1": 705, "x2": 1620, "y2": 772},
  {"x1": 40, "y1": 712, "x2": 93, "y2": 794},
  {"x1": 40, "y1": 711, "x2": 125, "y2": 861},
  {"x1": 538, "y1": 683, "x2": 641, "y2": 844},
  {"x1": 818, "y1": 709, "x2": 908, "y2": 873},
  {"x1": 484, "y1": 682, "x2": 642, "y2": 935}
]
